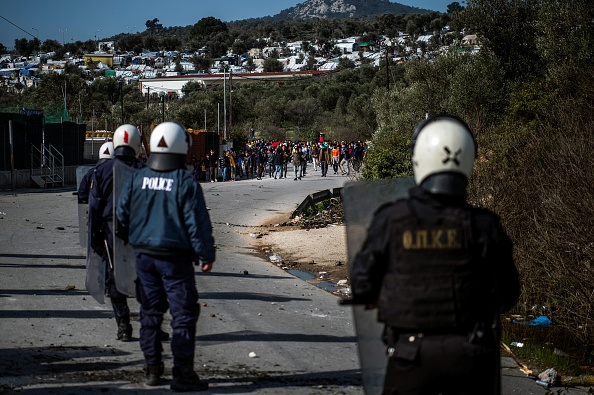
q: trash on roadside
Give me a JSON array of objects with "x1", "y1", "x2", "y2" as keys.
[
  {"x1": 334, "y1": 287, "x2": 352, "y2": 297},
  {"x1": 538, "y1": 368, "x2": 557, "y2": 385},
  {"x1": 248, "y1": 352, "x2": 257, "y2": 358},
  {"x1": 269, "y1": 254, "x2": 282, "y2": 263},
  {"x1": 337, "y1": 279, "x2": 348, "y2": 286},
  {"x1": 510, "y1": 342, "x2": 524, "y2": 347},
  {"x1": 512, "y1": 315, "x2": 552, "y2": 327},
  {"x1": 535, "y1": 379, "x2": 550, "y2": 388}
]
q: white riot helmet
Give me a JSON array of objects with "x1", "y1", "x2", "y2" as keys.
[
  {"x1": 147, "y1": 122, "x2": 191, "y2": 171},
  {"x1": 113, "y1": 124, "x2": 142, "y2": 159},
  {"x1": 98, "y1": 141, "x2": 114, "y2": 162},
  {"x1": 411, "y1": 115, "x2": 476, "y2": 197}
]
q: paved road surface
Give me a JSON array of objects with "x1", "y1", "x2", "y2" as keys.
[{"x1": 0, "y1": 170, "x2": 590, "y2": 394}]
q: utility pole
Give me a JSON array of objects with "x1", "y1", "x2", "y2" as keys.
[
  {"x1": 119, "y1": 80, "x2": 124, "y2": 125},
  {"x1": 32, "y1": 28, "x2": 38, "y2": 56},
  {"x1": 385, "y1": 45, "x2": 390, "y2": 91},
  {"x1": 145, "y1": 86, "x2": 150, "y2": 110},
  {"x1": 92, "y1": 109, "x2": 95, "y2": 160},
  {"x1": 223, "y1": 70, "x2": 227, "y2": 141},
  {"x1": 229, "y1": 69, "x2": 233, "y2": 135},
  {"x1": 59, "y1": 28, "x2": 67, "y2": 45}
]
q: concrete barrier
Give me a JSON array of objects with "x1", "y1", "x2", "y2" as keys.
[{"x1": 291, "y1": 187, "x2": 343, "y2": 218}]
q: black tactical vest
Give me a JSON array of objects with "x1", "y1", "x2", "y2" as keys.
[{"x1": 378, "y1": 199, "x2": 486, "y2": 331}]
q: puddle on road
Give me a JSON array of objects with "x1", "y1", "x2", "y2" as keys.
[
  {"x1": 250, "y1": 245, "x2": 350, "y2": 297},
  {"x1": 286, "y1": 269, "x2": 339, "y2": 292}
]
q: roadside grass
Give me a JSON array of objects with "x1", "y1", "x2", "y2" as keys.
[{"x1": 501, "y1": 318, "x2": 594, "y2": 378}]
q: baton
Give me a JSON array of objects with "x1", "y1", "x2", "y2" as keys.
[{"x1": 104, "y1": 239, "x2": 113, "y2": 269}]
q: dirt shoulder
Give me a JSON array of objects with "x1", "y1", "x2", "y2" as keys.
[{"x1": 247, "y1": 211, "x2": 350, "y2": 293}]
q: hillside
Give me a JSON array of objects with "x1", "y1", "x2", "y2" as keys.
[{"x1": 274, "y1": 0, "x2": 433, "y2": 19}]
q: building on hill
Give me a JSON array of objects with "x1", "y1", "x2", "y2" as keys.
[{"x1": 84, "y1": 53, "x2": 114, "y2": 68}]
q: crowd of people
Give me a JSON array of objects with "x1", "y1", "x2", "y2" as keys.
[{"x1": 189, "y1": 139, "x2": 367, "y2": 182}]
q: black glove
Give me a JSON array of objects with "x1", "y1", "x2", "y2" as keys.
[{"x1": 90, "y1": 229, "x2": 106, "y2": 256}]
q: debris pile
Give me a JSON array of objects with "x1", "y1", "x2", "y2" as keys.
[{"x1": 291, "y1": 198, "x2": 344, "y2": 230}]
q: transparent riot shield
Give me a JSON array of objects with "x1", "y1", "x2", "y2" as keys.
[
  {"x1": 112, "y1": 160, "x2": 138, "y2": 297},
  {"x1": 342, "y1": 177, "x2": 415, "y2": 395},
  {"x1": 85, "y1": 193, "x2": 105, "y2": 304},
  {"x1": 76, "y1": 165, "x2": 94, "y2": 191},
  {"x1": 76, "y1": 166, "x2": 94, "y2": 248},
  {"x1": 78, "y1": 204, "x2": 89, "y2": 249}
]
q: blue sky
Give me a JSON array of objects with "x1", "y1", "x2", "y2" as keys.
[{"x1": 1, "y1": 0, "x2": 449, "y2": 49}]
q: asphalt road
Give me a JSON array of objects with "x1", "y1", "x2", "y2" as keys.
[{"x1": 0, "y1": 169, "x2": 590, "y2": 394}]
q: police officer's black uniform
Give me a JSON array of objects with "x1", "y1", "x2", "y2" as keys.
[
  {"x1": 349, "y1": 115, "x2": 520, "y2": 395},
  {"x1": 88, "y1": 138, "x2": 144, "y2": 342}
]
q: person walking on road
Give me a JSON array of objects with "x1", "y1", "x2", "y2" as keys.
[
  {"x1": 281, "y1": 144, "x2": 290, "y2": 179},
  {"x1": 312, "y1": 143, "x2": 320, "y2": 171},
  {"x1": 208, "y1": 149, "x2": 218, "y2": 182},
  {"x1": 331, "y1": 144, "x2": 340, "y2": 174},
  {"x1": 349, "y1": 115, "x2": 520, "y2": 395},
  {"x1": 255, "y1": 148, "x2": 265, "y2": 180},
  {"x1": 292, "y1": 146, "x2": 303, "y2": 180},
  {"x1": 273, "y1": 146, "x2": 284, "y2": 179},
  {"x1": 339, "y1": 143, "x2": 349, "y2": 176},
  {"x1": 300, "y1": 144, "x2": 308, "y2": 177},
  {"x1": 116, "y1": 122, "x2": 215, "y2": 391},
  {"x1": 88, "y1": 125, "x2": 145, "y2": 342},
  {"x1": 319, "y1": 142, "x2": 330, "y2": 177}
]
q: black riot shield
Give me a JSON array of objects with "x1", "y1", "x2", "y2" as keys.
[
  {"x1": 342, "y1": 177, "x2": 415, "y2": 395},
  {"x1": 85, "y1": 192, "x2": 105, "y2": 304},
  {"x1": 76, "y1": 166, "x2": 94, "y2": 248},
  {"x1": 112, "y1": 160, "x2": 138, "y2": 297}
]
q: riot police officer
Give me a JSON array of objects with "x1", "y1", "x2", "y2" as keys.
[
  {"x1": 77, "y1": 141, "x2": 114, "y2": 204},
  {"x1": 116, "y1": 122, "x2": 215, "y2": 391},
  {"x1": 349, "y1": 115, "x2": 520, "y2": 395},
  {"x1": 88, "y1": 124, "x2": 145, "y2": 342}
]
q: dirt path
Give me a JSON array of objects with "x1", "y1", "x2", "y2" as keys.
[{"x1": 247, "y1": 211, "x2": 350, "y2": 294}]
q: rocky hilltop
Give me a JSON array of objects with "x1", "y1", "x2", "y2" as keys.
[{"x1": 275, "y1": 0, "x2": 433, "y2": 19}]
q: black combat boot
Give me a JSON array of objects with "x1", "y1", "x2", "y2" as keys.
[
  {"x1": 144, "y1": 362, "x2": 164, "y2": 386},
  {"x1": 171, "y1": 365, "x2": 208, "y2": 392},
  {"x1": 117, "y1": 321, "x2": 132, "y2": 342}
]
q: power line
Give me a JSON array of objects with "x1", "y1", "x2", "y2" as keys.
[{"x1": 0, "y1": 15, "x2": 36, "y2": 40}]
